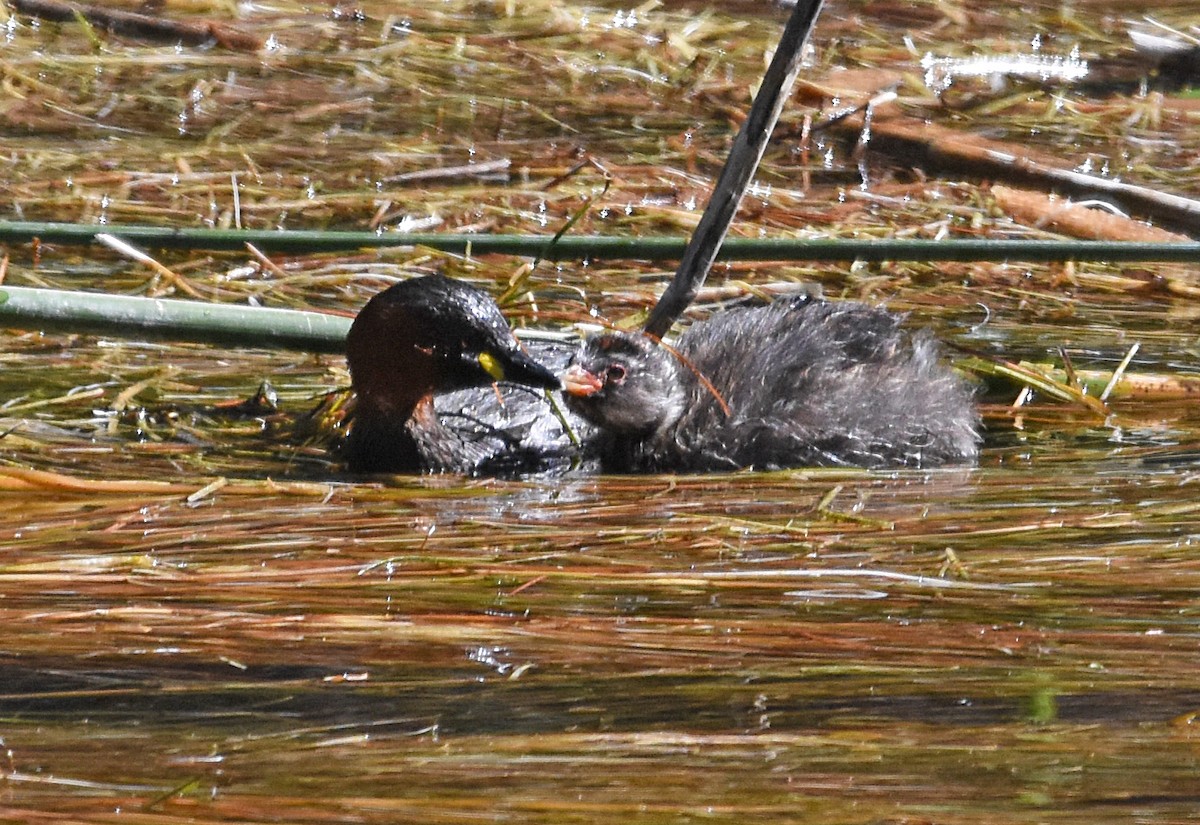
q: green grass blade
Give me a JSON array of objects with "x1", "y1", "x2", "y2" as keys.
[
  {"x1": 3, "y1": 221, "x2": 1200, "y2": 261},
  {"x1": 0, "y1": 285, "x2": 350, "y2": 352}
]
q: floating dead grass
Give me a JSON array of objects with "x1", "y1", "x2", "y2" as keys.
[{"x1": 3, "y1": 0, "x2": 1200, "y2": 822}]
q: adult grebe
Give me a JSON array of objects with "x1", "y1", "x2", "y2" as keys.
[{"x1": 343, "y1": 274, "x2": 570, "y2": 474}]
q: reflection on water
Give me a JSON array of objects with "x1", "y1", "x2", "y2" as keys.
[
  {"x1": 4, "y1": 0, "x2": 1200, "y2": 821},
  {"x1": 2, "y1": 455, "x2": 1199, "y2": 819}
]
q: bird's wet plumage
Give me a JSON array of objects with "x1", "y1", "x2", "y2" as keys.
[
  {"x1": 563, "y1": 296, "x2": 980, "y2": 473},
  {"x1": 342, "y1": 274, "x2": 582, "y2": 475}
]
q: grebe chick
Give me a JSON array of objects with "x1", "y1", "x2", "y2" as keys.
[
  {"x1": 344, "y1": 274, "x2": 563, "y2": 474},
  {"x1": 562, "y1": 296, "x2": 979, "y2": 472}
]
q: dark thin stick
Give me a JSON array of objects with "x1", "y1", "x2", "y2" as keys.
[
  {"x1": 830, "y1": 113, "x2": 1200, "y2": 235},
  {"x1": 642, "y1": 0, "x2": 826, "y2": 338},
  {"x1": 9, "y1": 0, "x2": 263, "y2": 51}
]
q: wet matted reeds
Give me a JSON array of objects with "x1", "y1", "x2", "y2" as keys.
[{"x1": 3, "y1": 0, "x2": 1200, "y2": 823}]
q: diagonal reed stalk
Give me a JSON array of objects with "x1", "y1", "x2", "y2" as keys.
[{"x1": 644, "y1": 0, "x2": 826, "y2": 336}]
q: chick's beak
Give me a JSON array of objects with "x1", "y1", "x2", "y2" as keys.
[
  {"x1": 481, "y1": 347, "x2": 561, "y2": 390},
  {"x1": 561, "y1": 364, "x2": 604, "y2": 397}
]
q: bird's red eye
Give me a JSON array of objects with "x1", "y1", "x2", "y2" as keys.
[{"x1": 605, "y1": 364, "x2": 627, "y2": 383}]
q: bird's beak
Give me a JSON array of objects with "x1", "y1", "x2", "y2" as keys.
[
  {"x1": 561, "y1": 364, "x2": 603, "y2": 397},
  {"x1": 479, "y1": 348, "x2": 561, "y2": 390}
]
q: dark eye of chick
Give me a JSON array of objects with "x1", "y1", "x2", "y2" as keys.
[{"x1": 605, "y1": 364, "x2": 627, "y2": 383}]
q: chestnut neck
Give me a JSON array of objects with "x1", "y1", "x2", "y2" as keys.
[
  {"x1": 346, "y1": 305, "x2": 447, "y2": 471},
  {"x1": 348, "y1": 307, "x2": 438, "y2": 418}
]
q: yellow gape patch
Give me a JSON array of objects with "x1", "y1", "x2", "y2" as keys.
[{"x1": 477, "y1": 351, "x2": 505, "y2": 381}]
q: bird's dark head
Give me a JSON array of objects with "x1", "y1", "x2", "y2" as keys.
[
  {"x1": 347, "y1": 275, "x2": 559, "y2": 413},
  {"x1": 561, "y1": 331, "x2": 686, "y2": 436}
]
